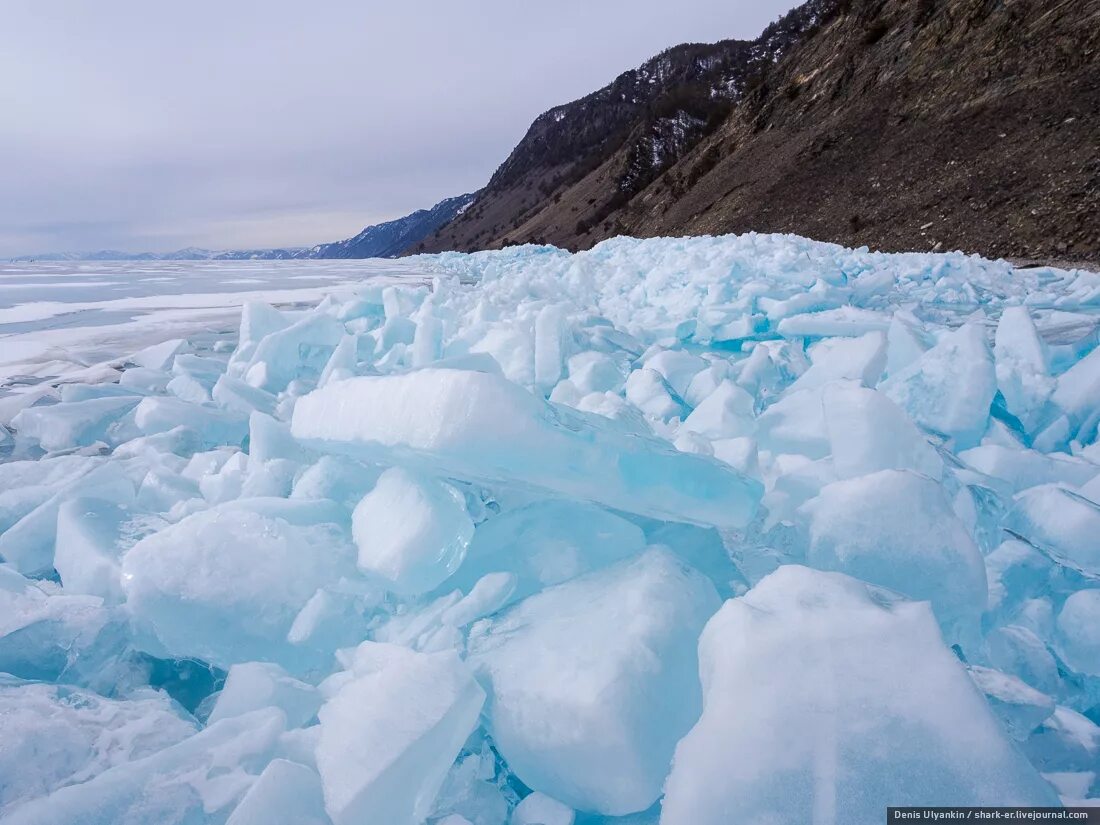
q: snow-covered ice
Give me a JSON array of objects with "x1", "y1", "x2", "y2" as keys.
[
  {"x1": 468, "y1": 549, "x2": 719, "y2": 815},
  {"x1": 660, "y1": 566, "x2": 1059, "y2": 824},
  {"x1": 351, "y1": 467, "x2": 474, "y2": 595},
  {"x1": 121, "y1": 499, "x2": 358, "y2": 671},
  {"x1": 801, "y1": 468, "x2": 987, "y2": 642},
  {"x1": 3, "y1": 236, "x2": 1100, "y2": 821},
  {"x1": 0, "y1": 675, "x2": 197, "y2": 811},
  {"x1": 315, "y1": 643, "x2": 484, "y2": 825}
]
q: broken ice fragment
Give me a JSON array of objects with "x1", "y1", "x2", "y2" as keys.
[
  {"x1": 2, "y1": 708, "x2": 285, "y2": 825},
  {"x1": 225, "y1": 759, "x2": 328, "y2": 825},
  {"x1": 994, "y1": 307, "x2": 1055, "y2": 433},
  {"x1": 208, "y1": 662, "x2": 321, "y2": 729},
  {"x1": 968, "y1": 665, "x2": 1055, "y2": 741},
  {"x1": 882, "y1": 323, "x2": 996, "y2": 448},
  {"x1": 0, "y1": 676, "x2": 197, "y2": 814},
  {"x1": 446, "y1": 499, "x2": 645, "y2": 606},
  {"x1": 1055, "y1": 589, "x2": 1100, "y2": 677},
  {"x1": 512, "y1": 792, "x2": 575, "y2": 825},
  {"x1": 53, "y1": 498, "x2": 133, "y2": 602},
  {"x1": 1005, "y1": 485, "x2": 1100, "y2": 576},
  {"x1": 292, "y1": 369, "x2": 761, "y2": 528},
  {"x1": 822, "y1": 383, "x2": 942, "y2": 480},
  {"x1": 315, "y1": 643, "x2": 484, "y2": 825},
  {"x1": 800, "y1": 469, "x2": 986, "y2": 641},
  {"x1": 352, "y1": 467, "x2": 473, "y2": 596},
  {"x1": 11, "y1": 396, "x2": 140, "y2": 452},
  {"x1": 129, "y1": 338, "x2": 188, "y2": 371},
  {"x1": 468, "y1": 549, "x2": 719, "y2": 816},
  {"x1": 121, "y1": 500, "x2": 357, "y2": 671},
  {"x1": 659, "y1": 566, "x2": 1058, "y2": 825}
]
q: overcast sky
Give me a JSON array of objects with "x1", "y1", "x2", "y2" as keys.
[{"x1": 1, "y1": 1, "x2": 799, "y2": 256}]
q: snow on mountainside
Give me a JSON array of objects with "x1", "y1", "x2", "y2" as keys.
[
  {"x1": 2, "y1": 234, "x2": 1100, "y2": 822},
  {"x1": 311, "y1": 193, "x2": 476, "y2": 259}
]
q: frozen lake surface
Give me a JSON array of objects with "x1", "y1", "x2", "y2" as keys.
[{"x1": 0, "y1": 259, "x2": 433, "y2": 389}]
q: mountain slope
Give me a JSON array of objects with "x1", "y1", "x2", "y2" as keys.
[
  {"x1": 416, "y1": 1, "x2": 834, "y2": 255},
  {"x1": 417, "y1": 0, "x2": 1099, "y2": 262},
  {"x1": 315, "y1": 193, "x2": 475, "y2": 258}
]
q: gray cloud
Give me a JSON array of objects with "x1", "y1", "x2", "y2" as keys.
[{"x1": 1, "y1": 0, "x2": 800, "y2": 256}]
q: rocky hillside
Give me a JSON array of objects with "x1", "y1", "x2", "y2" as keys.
[
  {"x1": 417, "y1": 0, "x2": 1099, "y2": 263},
  {"x1": 415, "y1": 0, "x2": 834, "y2": 255}
]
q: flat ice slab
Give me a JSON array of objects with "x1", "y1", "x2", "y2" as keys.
[{"x1": 292, "y1": 368, "x2": 762, "y2": 528}]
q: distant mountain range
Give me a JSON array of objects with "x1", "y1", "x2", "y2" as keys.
[
  {"x1": 12, "y1": 193, "x2": 475, "y2": 263},
  {"x1": 10, "y1": 246, "x2": 313, "y2": 263},
  {"x1": 310, "y1": 193, "x2": 475, "y2": 258}
]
